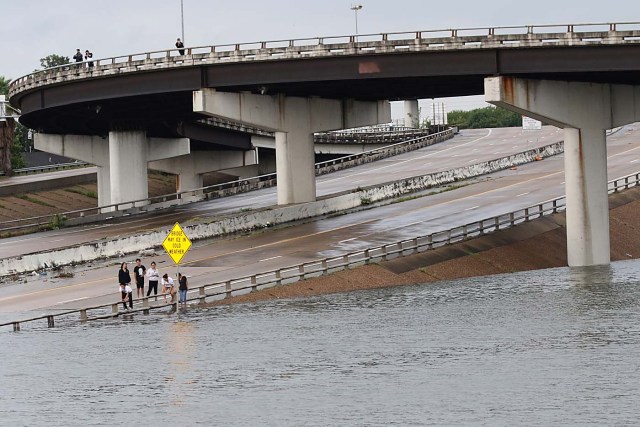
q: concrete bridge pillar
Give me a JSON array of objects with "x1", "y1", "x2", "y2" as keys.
[
  {"x1": 35, "y1": 134, "x2": 112, "y2": 208},
  {"x1": 109, "y1": 131, "x2": 148, "y2": 206},
  {"x1": 485, "y1": 77, "x2": 640, "y2": 267},
  {"x1": 404, "y1": 100, "x2": 419, "y2": 128},
  {"x1": 194, "y1": 89, "x2": 390, "y2": 204},
  {"x1": 149, "y1": 149, "x2": 258, "y2": 194},
  {"x1": 35, "y1": 132, "x2": 190, "y2": 209}
]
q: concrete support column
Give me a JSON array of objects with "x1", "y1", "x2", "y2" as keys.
[
  {"x1": 404, "y1": 100, "x2": 419, "y2": 128},
  {"x1": 276, "y1": 131, "x2": 315, "y2": 204},
  {"x1": 96, "y1": 166, "x2": 111, "y2": 208},
  {"x1": 194, "y1": 89, "x2": 390, "y2": 205},
  {"x1": 486, "y1": 76, "x2": 640, "y2": 267},
  {"x1": 109, "y1": 131, "x2": 148, "y2": 206},
  {"x1": 149, "y1": 149, "x2": 258, "y2": 194},
  {"x1": 564, "y1": 127, "x2": 610, "y2": 266}
]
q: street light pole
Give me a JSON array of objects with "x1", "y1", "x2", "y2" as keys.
[
  {"x1": 350, "y1": 4, "x2": 363, "y2": 39},
  {"x1": 180, "y1": 0, "x2": 185, "y2": 43}
]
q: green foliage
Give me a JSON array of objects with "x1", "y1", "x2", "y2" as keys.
[
  {"x1": 11, "y1": 123, "x2": 26, "y2": 169},
  {"x1": 39, "y1": 54, "x2": 70, "y2": 70},
  {"x1": 48, "y1": 213, "x2": 67, "y2": 230},
  {"x1": 0, "y1": 76, "x2": 9, "y2": 95},
  {"x1": 448, "y1": 106, "x2": 522, "y2": 129},
  {"x1": 16, "y1": 193, "x2": 54, "y2": 207}
]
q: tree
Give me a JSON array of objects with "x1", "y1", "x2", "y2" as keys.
[
  {"x1": 0, "y1": 76, "x2": 9, "y2": 95},
  {"x1": 39, "y1": 54, "x2": 70, "y2": 70},
  {"x1": 1, "y1": 75, "x2": 26, "y2": 172},
  {"x1": 447, "y1": 106, "x2": 522, "y2": 129}
]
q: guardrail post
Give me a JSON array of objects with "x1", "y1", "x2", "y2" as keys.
[
  {"x1": 47, "y1": 316, "x2": 55, "y2": 328},
  {"x1": 13, "y1": 322, "x2": 20, "y2": 332},
  {"x1": 364, "y1": 249, "x2": 371, "y2": 264},
  {"x1": 143, "y1": 297, "x2": 149, "y2": 308},
  {"x1": 112, "y1": 303, "x2": 119, "y2": 315},
  {"x1": 250, "y1": 276, "x2": 258, "y2": 292},
  {"x1": 80, "y1": 310, "x2": 87, "y2": 322},
  {"x1": 275, "y1": 270, "x2": 282, "y2": 286},
  {"x1": 321, "y1": 260, "x2": 328, "y2": 274},
  {"x1": 299, "y1": 265, "x2": 305, "y2": 280},
  {"x1": 199, "y1": 287, "x2": 206, "y2": 304},
  {"x1": 225, "y1": 281, "x2": 232, "y2": 299},
  {"x1": 381, "y1": 246, "x2": 388, "y2": 261},
  {"x1": 412, "y1": 238, "x2": 419, "y2": 254},
  {"x1": 509, "y1": 212, "x2": 515, "y2": 226}
]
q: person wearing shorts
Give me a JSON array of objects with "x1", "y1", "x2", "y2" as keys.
[{"x1": 133, "y1": 258, "x2": 146, "y2": 298}]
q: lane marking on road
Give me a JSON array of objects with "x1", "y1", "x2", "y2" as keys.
[
  {"x1": 259, "y1": 256, "x2": 282, "y2": 262},
  {"x1": 339, "y1": 237, "x2": 359, "y2": 243},
  {"x1": 465, "y1": 206, "x2": 480, "y2": 211},
  {"x1": 467, "y1": 159, "x2": 478, "y2": 163},
  {"x1": 57, "y1": 296, "x2": 90, "y2": 304},
  {"x1": 516, "y1": 192, "x2": 530, "y2": 197},
  {"x1": 0, "y1": 223, "x2": 112, "y2": 246}
]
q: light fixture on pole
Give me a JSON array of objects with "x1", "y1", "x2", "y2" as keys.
[
  {"x1": 350, "y1": 4, "x2": 363, "y2": 39},
  {"x1": 180, "y1": 0, "x2": 185, "y2": 43}
]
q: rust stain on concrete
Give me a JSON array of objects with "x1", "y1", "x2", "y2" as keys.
[
  {"x1": 501, "y1": 76, "x2": 516, "y2": 105},
  {"x1": 359, "y1": 62, "x2": 381, "y2": 74}
]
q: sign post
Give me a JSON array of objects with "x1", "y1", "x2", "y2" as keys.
[{"x1": 162, "y1": 222, "x2": 192, "y2": 276}]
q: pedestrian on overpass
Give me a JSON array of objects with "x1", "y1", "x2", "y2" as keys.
[
  {"x1": 119, "y1": 283, "x2": 133, "y2": 311},
  {"x1": 175, "y1": 38, "x2": 185, "y2": 55},
  {"x1": 133, "y1": 258, "x2": 146, "y2": 299}
]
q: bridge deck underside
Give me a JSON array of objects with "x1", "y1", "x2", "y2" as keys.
[{"x1": 13, "y1": 45, "x2": 640, "y2": 137}]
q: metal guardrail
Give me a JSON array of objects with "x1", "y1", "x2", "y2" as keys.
[
  {"x1": 0, "y1": 129, "x2": 454, "y2": 233},
  {"x1": 8, "y1": 22, "x2": 640, "y2": 96},
  {"x1": 0, "y1": 161, "x2": 89, "y2": 176},
  {"x1": 4, "y1": 169, "x2": 639, "y2": 332}
]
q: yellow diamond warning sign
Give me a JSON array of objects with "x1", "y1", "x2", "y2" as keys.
[{"x1": 163, "y1": 222, "x2": 192, "y2": 265}]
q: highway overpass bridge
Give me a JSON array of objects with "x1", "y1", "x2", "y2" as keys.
[{"x1": 8, "y1": 21, "x2": 640, "y2": 267}]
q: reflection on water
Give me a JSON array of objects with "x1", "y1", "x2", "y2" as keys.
[{"x1": 1, "y1": 260, "x2": 640, "y2": 425}]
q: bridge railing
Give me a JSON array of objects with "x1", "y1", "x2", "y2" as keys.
[
  {"x1": 0, "y1": 161, "x2": 89, "y2": 177},
  {"x1": 9, "y1": 21, "x2": 640, "y2": 95},
  {"x1": 0, "y1": 129, "x2": 453, "y2": 234},
  {"x1": 4, "y1": 169, "x2": 639, "y2": 332}
]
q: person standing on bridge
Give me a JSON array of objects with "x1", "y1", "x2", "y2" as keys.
[
  {"x1": 146, "y1": 261, "x2": 160, "y2": 297},
  {"x1": 118, "y1": 262, "x2": 133, "y2": 309},
  {"x1": 73, "y1": 48, "x2": 83, "y2": 63},
  {"x1": 84, "y1": 50, "x2": 94, "y2": 69},
  {"x1": 178, "y1": 273, "x2": 188, "y2": 306},
  {"x1": 175, "y1": 38, "x2": 185, "y2": 55},
  {"x1": 133, "y1": 258, "x2": 146, "y2": 299}
]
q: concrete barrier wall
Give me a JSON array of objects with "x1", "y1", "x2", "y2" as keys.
[
  {"x1": 0, "y1": 171, "x2": 96, "y2": 197},
  {"x1": 0, "y1": 141, "x2": 564, "y2": 276}
]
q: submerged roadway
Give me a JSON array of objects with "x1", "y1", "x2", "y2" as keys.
[{"x1": 2, "y1": 124, "x2": 640, "y2": 317}]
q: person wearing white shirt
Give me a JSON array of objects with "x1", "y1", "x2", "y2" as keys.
[
  {"x1": 161, "y1": 273, "x2": 175, "y2": 304},
  {"x1": 119, "y1": 283, "x2": 133, "y2": 310},
  {"x1": 146, "y1": 261, "x2": 160, "y2": 296}
]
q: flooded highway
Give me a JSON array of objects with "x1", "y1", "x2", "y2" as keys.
[{"x1": 2, "y1": 260, "x2": 640, "y2": 425}]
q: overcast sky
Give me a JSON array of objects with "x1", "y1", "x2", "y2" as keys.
[{"x1": 2, "y1": 0, "x2": 639, "y2": 115}]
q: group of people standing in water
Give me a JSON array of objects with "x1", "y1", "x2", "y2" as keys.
[{"x1": 117, "y1": 259, "x2": 189, "y2": 310}]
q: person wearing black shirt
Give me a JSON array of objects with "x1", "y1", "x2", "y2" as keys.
[{"x1": 175, "y1": 38, "x2": 185, "y2": 55}]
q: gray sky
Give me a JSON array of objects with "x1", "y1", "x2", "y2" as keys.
[{"x1": 2, "y1": 0, "x2": 639, "y2": 115}]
